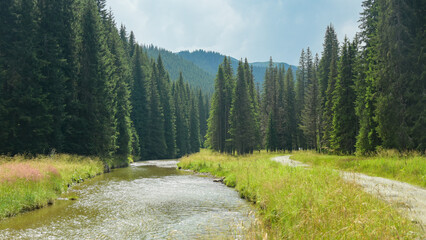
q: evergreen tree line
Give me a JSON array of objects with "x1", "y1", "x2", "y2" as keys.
[
  {"x1": 205, "y1": 57, "x2": 261, "y2": 154},
  {"x1": 206, "y1": 0, "x2": 424, "y2": 155},
  {"x1": 0, "y1": 0, "x2": 209, "y2": 162},
  {"x1": 293, "y1": 0, "x2": 424, "y2": 155}
]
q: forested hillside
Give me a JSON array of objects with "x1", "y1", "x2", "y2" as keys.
[
  {"x1": 178, "y1": 50, "x2": 298, "y2": 85},
  {"x1": 144, "y1": 46, "x2": 215, "y2": 93},
  {"x1": 0, "y1": 0, "x2": 209, "y2": 163},
  {"x1": 206, "y1": 0, "x2": 424, "y2": 155}
]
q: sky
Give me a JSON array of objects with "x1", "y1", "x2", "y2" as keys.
[{"x1": 106, "y1": 0, "x2": 363, "y2": 65}]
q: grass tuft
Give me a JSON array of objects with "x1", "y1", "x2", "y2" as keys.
[
  {"x1": 290, "y1": 150, "x2": 426, "y2": 187},
  {"x1": 178, "y1": 149, "x2": 422, "y2": 239},
  {"x1": 0, "y1": 154, "x2": 104, "y2": 219}
]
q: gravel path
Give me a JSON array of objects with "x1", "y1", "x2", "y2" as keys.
[{"x1": 271, "y1": 155, "x2": 426, "y2": 228}]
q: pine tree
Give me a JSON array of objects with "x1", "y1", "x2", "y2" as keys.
[
  {"x1": 204, "y1": 57, "x2": 236, "y2": 153},
  {"x1": 189, "y1": 97, "x2": 200, "y2": 153},
  {"x1": 295, "y1": 50, "x2": 307, "y2": 149},
  {"x1": 146, "y1": 62, "x2": 166, "y2": 159},
  {"x1": 174, "y1": 73, "x2": 190, "y2": 157},
  {"x1": 301, "y1": 53, "x2": 320, "y2": 150},
  {"x1": 375, "y1": 0, "x2": 425, "y2": 151},
  {"x1": 276, "y1": 66, "x2": 286, "y2": 150},
  {"x1": 284, "y1": 67, "x2": 297, "y2": 151},
  {"x1": 0, "y1": 0, "x2": 51, "y2": 154},
  {"x1": 321, "y1": 41, "x2": 339, "y2": 152},
  {"x1": 229, "y1": 61, "x2": 257, "y2": 154},
  {"x1": 355, "y1": 0, "x2": 381, "y2": 155},
  {"x1": 156, "y1": 55, "x2": 176, "y2": 158},
  {"x1": 198, "y1": 90, "x2": 207, "y2": 147},
  {"x1": 130, "y1": 45, "x2": 150, "y2": 159},
  {"x1": 330, "y1": 37, "x2": 357, "y2": 154}
]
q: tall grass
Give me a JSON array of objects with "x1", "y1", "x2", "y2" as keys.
[
  {"x1": 178, "y1": 150, "x2": 422, "y2": 239},
  {"x1": 0, "y1": 154, "x2": 104, "y2": 219},
  {"x1": 290, "y1": 150, "x2": 426, "y2": 187}
]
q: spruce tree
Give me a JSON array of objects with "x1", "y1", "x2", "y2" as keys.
[
  {"x1": 284, "y1": 68, "x2": 297, "y2": 151},
  {"x1": 321, "y1": 42, "x2": 339, "y2": 152},
  {"x1": 229, "y1": 61, "x2": 257, "y2": 154},
  {"x1": 130, "y1": 45, "x2": 150, "y2": 159},
  {"x1": 375, "y1": 0, "x2": 425, "y2": 151},
  {"x1": 156, "y1": 55, "x2": 176, "y2": 158},
  {"x1": 146, "y1": 62, "x2": 166, "y2": 159},
  {"x1": 295, "y1": 50, "x2": 307, "y2": 149},
  {"x1": 198, "y1": 90, "x2": 207, "y2": 147},
  {"x1": 355, "y1": 0, "x2": 381, "y2": 155},
  {"x1": 174, "y1": 73, "x2": 190, "y2": 157},
  {"x1": 189, "y1": 97, "x2": 200, "y2": 153},
  {"x1": 301, "y1": 53, "x2": 320, "y2": 150},
  {"x1": 330, "y1": 37, "x2": 357, "y2": 154}
]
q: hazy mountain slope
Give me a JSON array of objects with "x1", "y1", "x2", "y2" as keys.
[
  {"x1": 144, "y1": 46, "x2": 215, "y2": 93},
  {"x1": 177, "y1": 50, "x2": 298, "y2": 85}
]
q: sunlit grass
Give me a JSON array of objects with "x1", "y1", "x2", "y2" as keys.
[
  {"x1": 178, "y1": 149, "x2": 422, "y2": 239},
  {"x1": 290, "y1": 150, "x2": 426, "y2": 187},
  {"x1": 0, "y1": 154, "x2": 104, "y2": 219}
]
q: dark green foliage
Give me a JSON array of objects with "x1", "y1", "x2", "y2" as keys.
[
  {"x1": 355, "y1": 0, "x2": 381, "y2": 155},
  {"x1": 130, "y1": 45, "x2": 150, "y2": 159},
  {"x1": 206, "y1": 66, "x2": 226, "y2": 152},
  {"x1": 173, "y1": 73, "x2": 190, "y2": 157},
  {"x1": 0, "y1": 0, "x2": 208, "y2": 161},
  {"x1": 301, "y1": 53, "x2": 320, "y2": 150},
  {"x1": 374, "y1": 0, "x2": 425, "y2": 151},
  {"x1": 283, "y1": 68, "x2": 297, "y2": 151},
  {"x1": 155, "y1": 56, "x2": 176, "y2": 158},
  {"x1": 229, "y1": 61, "x2": 258, "y2": 154},
  {"x1": 0, "y1": 0, "x2": 50, "y2": 154},
  {"x1": 146, "y1": 62, "x2": 167, "y2": 159},
  {"x1": 330, "y1": 38, "x2": 358, "y2": 154},
  {"x1": 189, "y1": 97, "x2": 200, "y2": 153},
  {"x1": 295, "y1": 50, "x2": 307, "y2": 149},
  {"x1": 198, "y1": 90, "x2": 208, "y2": 147}
]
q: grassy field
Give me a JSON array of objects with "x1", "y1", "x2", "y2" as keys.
[
  {"x1": 290, "y1": 150, "x2": 426, "y2": 187},
  {"x1": 178, "y1": 150, "x2": 422, "y2": 239},
  {"x1": 0, "y1": 154, "x2": 104, "y2": 219}
]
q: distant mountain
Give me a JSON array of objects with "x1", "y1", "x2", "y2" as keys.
[
  {"x1": 144, "y1": 45, "x2": 215, "y2": 93},
  {"x1": 177, "y1": 50, "x2": 298, "y2": 85}
]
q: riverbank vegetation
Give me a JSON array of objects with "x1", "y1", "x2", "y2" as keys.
[
  {"x1": 0, "y1": 154, "x2": 103, "y2": 219},
  {"x1": 178, "y1": 150, "x2": 421, "y2": 239},
  {"x1": 290, "y1": 150, "x2": 426, "y2": 187}
]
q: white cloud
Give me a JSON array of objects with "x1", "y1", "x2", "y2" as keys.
[{"x1": 107, "y1": 0, "x2": 363, "y2": 65}]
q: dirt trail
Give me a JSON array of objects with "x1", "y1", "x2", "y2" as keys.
[{"x1": 272, "y1": 155, "x2": 426, "y2": 228}]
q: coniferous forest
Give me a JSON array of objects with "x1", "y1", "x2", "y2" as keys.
[
  {"x1": 0, "y1": 0, "x2": 209, "y2": 163},
  {"x1": 206, "y1": 0, "x2": 424, "y2": 155},
  {"x1": 0, "y1": 0, "x2": 424, "y2": 161}
]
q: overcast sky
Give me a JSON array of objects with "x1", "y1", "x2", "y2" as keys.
[{"x1": 106, "y1": 0, "x2": 363, "y2": 65}]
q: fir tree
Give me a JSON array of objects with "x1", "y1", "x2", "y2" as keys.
[
  {"x1": 189, "y1": 97, "x2": 200, "y2": 153},
  {"x1": 146, "y1": 62, "x2": 166, "y2": 159},
  {"x1": 229, "y1": 61, "x2": 257, "y2": 154},
  {"x1": 355, "y1": 0, "x2": 381, "y2": 154},
  {"x1": 130, "y1": 45, "x2": 150, "y2": 159},
  {"x1": 301, "y1": 53, "x2": 320, "y2": 150},
  {"x1": 330, "y1": 37, "x2": 357, "y2": 154},
  {"x1": 156, "y1": 55, "x2": 176, "y2": 158}
]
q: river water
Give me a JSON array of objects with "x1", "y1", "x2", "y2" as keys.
[{"x1": 0, "y1": 160, "x2": 254, "y2": 239}]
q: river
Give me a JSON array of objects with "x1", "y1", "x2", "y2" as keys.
[{"x1": 0, "y1": 160, "x2": 254, "y2": 239}]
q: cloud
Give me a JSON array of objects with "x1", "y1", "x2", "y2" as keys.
[{"x1": 107, "y1": 0, "x2": 363, "y2": 65}]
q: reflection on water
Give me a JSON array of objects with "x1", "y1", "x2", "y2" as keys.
[{"x1": 0, "y1": 160, "x2": 254, "y2": 239}]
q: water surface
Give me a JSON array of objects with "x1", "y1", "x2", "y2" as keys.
[{"x1": 0, "y1": 160, "x2": 253, "y2": 239}]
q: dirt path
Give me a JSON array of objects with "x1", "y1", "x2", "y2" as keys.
[{"x1": 272, "y1": 155, "x2": 426, "y2": 228}]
